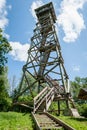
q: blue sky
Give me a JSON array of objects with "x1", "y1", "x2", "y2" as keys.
[{"x1": 0, "y1": 0, "x2": 87, "y2": 85}]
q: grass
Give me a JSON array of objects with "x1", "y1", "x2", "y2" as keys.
[
  {"x1": 49, "y1": 101, "x2": 87, "y2": 130},
  {"x1": 0, "y1": 112, "x2": 35, "y2": 130},
  {"x1": 55, "y1": 115, "x2": 87, "y2": 130},
  {"x1": 0, "y1": 111, "x2": 87, "y2": 130}
]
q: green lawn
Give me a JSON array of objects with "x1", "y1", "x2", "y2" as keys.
[
  {"x1": 56, "y1": 115, "x2": 87, "y2": 130},
  {"x1": 0, "y1": 112, "x2": 34, "y2": 130},
  {"x1": 0, "y1": 112, "x2": 87, "y2": 130}
]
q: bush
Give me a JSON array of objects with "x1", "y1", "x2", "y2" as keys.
[
  {"x1": 18, "y1": 95, "x2": 33, "y2": 102},
  {"x1": 77, "y1": 103, "x2": 87, "y2": 117},
  {"x1": 0, "y1": 97, "x2": 12, "y2": 111}
]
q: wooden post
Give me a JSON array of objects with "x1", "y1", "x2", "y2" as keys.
[
  {"x1": 66, "y1": 100, "x2": 69, "y2": 109},
  {"x1": 66, "y1": 93, "x2": 69, "y2": 109},
  {"x1": 58, "y1": 100, "x2": 60, "y2": 115},
  {"x1": 38, "y1": 81, "x2": 40, "y2": 93}
]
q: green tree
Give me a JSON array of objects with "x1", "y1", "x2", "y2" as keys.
[
  {"x1": 0, "y1": 29, "x2": 12, "y2": 67},
  {"x1": 0, "y1": 67, "x2": 11, "y2": 111},
  {"x1": 0, "y1": 28, "x2": 12, "y2": 111},
  {"x1": 71, "y1": 77, "x2": 81, "y2": 101}
]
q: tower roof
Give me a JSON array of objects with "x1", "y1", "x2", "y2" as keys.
[{"x1": 35, "y1": 2, "x2": 57, "y2": 23}]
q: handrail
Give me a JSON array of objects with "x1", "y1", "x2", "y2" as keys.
[
  {"x1": 33, "y1": 86, "x2": 55, "y2": 113},
  {"x1": 34, "y1": 87, "x2": 48, "y2": 101},
  {"x1": 46, "y1": 87, "x2": 54, "y2": 110},
  {"x1": 46, "y1": 87, "x2": 54, "y2": 101},
  {"x1": 34, "y1": 87, "x2": 50, "y2": 113}
]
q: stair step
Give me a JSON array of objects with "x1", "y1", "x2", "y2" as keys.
[{"x1": 41, "y1": 126, "x2": 63, "y2": 129}]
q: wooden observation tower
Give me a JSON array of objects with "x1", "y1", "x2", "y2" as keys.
[{"x1": 13, "y1": 2, "x2": 78, "y2": 115}]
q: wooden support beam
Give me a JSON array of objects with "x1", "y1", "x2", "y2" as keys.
[{"x1": 58, "y1": 100, "x2": 60, "y2": 115}]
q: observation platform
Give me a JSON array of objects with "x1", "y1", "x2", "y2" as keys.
[{"x1": 35, "y1": 2, "x2": 56, "y2": 23}]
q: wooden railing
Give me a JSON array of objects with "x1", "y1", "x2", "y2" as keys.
[
  {"x1": 45, "y1": 87, "x2": 54, "y2": 110},
  {"x1": 33, "y1": 86, "x2": 55, "y2": 113},
  {"x1": 33, "y1": 87, "x2": 50, "y2": 113}
]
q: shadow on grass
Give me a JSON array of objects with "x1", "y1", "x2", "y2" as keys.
[{"x1": 70, "y1": 117, "x2": 87, "y2": 122}]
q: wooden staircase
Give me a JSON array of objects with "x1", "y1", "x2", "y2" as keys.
[
  {"x1": 33, "y1": 75, "x2": 80, "y2": 118},
  {"x1": 32, "y1": 112, "x2": 75, "y2": 130},
  {"x1": 45, "y1": 75, "x2": 64, "y2": 94}
]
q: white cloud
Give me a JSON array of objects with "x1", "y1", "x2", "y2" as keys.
[
  {"x1": 0, "y1": 0, "x2": 8, "y2": 29},
  {"x1": 30, "y1": 0, "x2": 44, "y2": 20},
  {"x1": 9, "y1": 42, "x2": 30, "y2": 62},
  {"x1": 72, "y1": 65, "x2": 80, "y2": 72},
  {"x1": 57, "y1": 0, "x2": 87, "y2": 42},
  {"x1": 3, "y1": 33, "x2": 10, "y2": 39}
]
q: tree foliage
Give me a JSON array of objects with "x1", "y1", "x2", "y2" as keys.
[
  {"x1": 0, "y1": 29, "x2": 12, "y2": 111},
  {"x1": 0, "y1": 67, "x2": 12, "y2": 111},
  {"x1": 0, "y1": 28, "x2": 12, "y2": 67}
]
